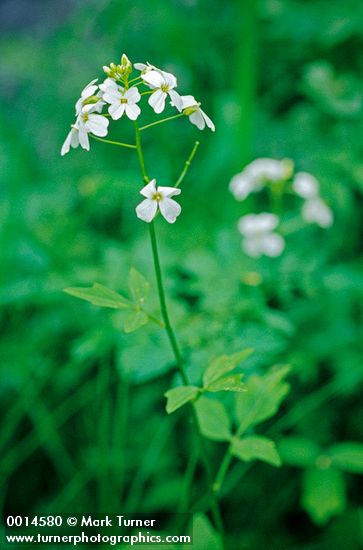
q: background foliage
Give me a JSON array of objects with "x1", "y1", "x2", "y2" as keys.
[{"x1": 1, "y1": 0, "x2": 363, "y2": 548}]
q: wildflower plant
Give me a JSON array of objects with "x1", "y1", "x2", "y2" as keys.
[{"x1": 61, "y1": 54, "x2": 293, "y2": 547}]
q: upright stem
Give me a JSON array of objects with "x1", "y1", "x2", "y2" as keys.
[
  {"x1": 148, "y1": 221, "x2": 188, "y2": 384},
  {"x1": 133, "y1": 121, "x2": 226, "y2": 547}
]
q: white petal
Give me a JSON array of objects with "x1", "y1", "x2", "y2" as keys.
[
  {"x1": 86, "y1": 114, "x2": 109, "y2": 136},
  {"x1": 229, "y1": 173, "x2": 253, "y2": 201},
  {"x1": 142, "y1": 70, "x2": 165, "y2": 88},
  {"x1": 302, "y1": 198, "x2": 333, "y2": 228},
  {"x1": 157, "y1": 186, "x2": 181, "y2": 198},
  {"x1": 78, "y1": 125, "x2": 90, "y2": 151},
  {"x1": 81, "y1": 84, "x2": 98, "y2": 100},
  {"x1": 125, "y1": 103, "x2": 141, "y2": 120},
  {"x1": 168, "y1": 89, "x2": 183, "y2": 111},
  {"x1": 61, "y1": 130, "x2": 72, "y2": 156},
  {"x1": 201, "y1": 109, "x2": 215, "y2": 131},
  {"x1": 99, "y1": 78, "x2": 118, "y2": 94},
  {"x1": 162, "y1": 70, "x2": 177, "y2": 89},
  {"x1": 140, "y1": 179, "x2": 157, "y2": 198},
  {"x1": 238, "y1": 213, "x2": 279, "y2": 236},
  {"x1": 261, "y1": 233, "x2": 285, "y2": 257},
  {"x1": 148, "y1": 89, "x2": 167, "y2": 113},
  {"x1": 136, "y1": 199, "x2": 158, "y2": 223},
  {"x1": 242, "y1": 237, "x2": 263, "y2": 258},
  {"x1": 75, "y1": 98, "x2": 83, "y2": 115},
  {"x1": 159, "y1": 197, "x2": 181, "y2": 223},
  {"x1": 293, "y1": 172, "x2": 319, "y2": 199},
  {"x1": 125, "y1": 86, "x2": 141, "y2": 103},
  {"x1": 189, "y1": 111, "x2": 205, "y2": 130},
  {"x1": 103, "y1": 90, "x2": 122, "y2": 104},
  {"x1": 180, "y1": 95, "x2": 198, "y2": 109},
  {"x1": 134, "y1": 63, "x2": 147, "y2": 71},
  {"x1": 109, "y1": 103, "x2": 125, "y2": 120}
]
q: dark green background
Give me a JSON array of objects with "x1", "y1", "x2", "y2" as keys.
[{"x1": 1, "y1": 0, "x2": 363, "y2": 548}]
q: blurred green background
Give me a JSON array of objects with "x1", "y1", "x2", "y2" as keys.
[{"x1": 1, "y1": 0, "x2": 363, "y2": 548}]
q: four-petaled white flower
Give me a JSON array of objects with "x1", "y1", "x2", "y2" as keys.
[
  {"x1": 142, "y1": 69, "x2": 183, "y2": 113},
  {"x1": 238, "y1": 213, "x2": 285, "y2": 258},
  {"x1": 302, "y1": 197, "x2": 333, "y2": 228},
  {"x1": 230, "y1": 158, "x2": 294, "y2": 201},
  {"x1": 136, "y1": 179, "x2": 182, "y2": 224},
  {"x1": 293, "y1": 172, "x2": 319, "y2": 199},
  {"x1": 179, "y1": 95, "x2": 215, "y2": 131},
  {"x1": 103, "y1": 85, "x2": 141, "y2": 120},
  {"x1": 61, "y1": 104, "x2": 109, "y2": 156},
  {"x1": 75, "y1": 79, "x2": 104, "y2": 115}
]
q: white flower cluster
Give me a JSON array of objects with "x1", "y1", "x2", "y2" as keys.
[
  {"x1": 238, "y1": 213, "x2": 285, "y2": 258},
  {"x1": 229, "y1": 158, "x2": 294, "y2": 201},
  {"x1": 61, "y1": 54, "x2": 215, "y2": 156},
  {"x1": 230, "y1": 158, "x2": 333, "y2": 258}
]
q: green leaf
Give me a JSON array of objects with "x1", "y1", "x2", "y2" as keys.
[
  {"x1": 195, "y1": 396, "x2": 231, "y2": 441},
  {"x1": 123, "y1": 310, "x2": 149, "y2": 333},
  {"x1": 64, "y1": 283, "x2": 132, "y2": 309},
  {"x1": 203, "y1": 349, "x2": 253, "y2": 387},
  {"x1": 235, "y1": 365, "x2": 290, "y2": 434},
  {"x1": 164, "y1": 386, "x2": 200, "y2": 414},
  {"x1": 302, "y1": 467, "x2": 346, "y2": 525},
  {"x1": 183, "y1": 514, "x2": 222, "y2": 550},
  {"x1": 128, "y1": 267, "x2": 150, "y2": 303},
  {"x1": 231, "y1": 435, "x2": 282, "y2": 467},
  {"x1": 329, "y1": 442, "x2": 363, "y2": 474},
  {"x1": 278, "y1": 437, "x2": 321, "y2": 468},
  {"x1": 206, "y1": 374, "x2": 247, "y2": 393}
]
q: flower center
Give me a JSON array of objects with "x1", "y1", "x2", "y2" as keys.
[
  {"x1": 120, "y1": 98, "x2": 128, "y2": 104},
  {"x1": 152, "y1": 192, "x2": 163, "y2": 202},
  {"x1": 161, "y1": 84, "x2": 169, "y2": 93},
  {"x1": 82, "y1": 112, "x2": 89, "y2": 122}
]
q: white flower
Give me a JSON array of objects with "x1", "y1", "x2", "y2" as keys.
[
  {"x1": 103, "y1": 86, "x2": 141, "y2": 120},
  {"x1": 178, "y1": 95, "x2": 215, "y2": 131},
  {"x1": 135, "y1": 179, "x2": 181, "y2": 223},
  {"x1": 302, "y1": 197, "x2": 333, "y2": 228},
  {"x1": 75, "y1": 79, "x2": 104, "y2": 115},
  {"x1": 238, "y1": 213, "x2": 285, "y2": 258},
  {"x1": 142, "y1": 69, "x2": 183, "y2": 113},
  {"x1": 229, "y1": 158, "x2": 294, "y2": 201},
  {"x1": 293, "y1": 172, "x2": 319, "y2": 199},
  {"x1": 61, "y1": 104, "x2": 109, "y2": 155}
]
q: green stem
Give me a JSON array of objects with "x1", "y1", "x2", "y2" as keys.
[
  {"x1": 175, "y1": 141, "x2": 200, "y2": 188},
  {"x1": 213, "y1": 449, "x2": 233, "y2": 494},
  {"x1": 90, "y1": 135, "x2": 136, "y2": 149},
  {"x1": 133, "y1": 122, "x2": 225, "y2": 547},
  {"x1": 139, "y1": 113, "x2": 184, "y2": 132},
  {"x1": 134, "y1": 123, "x2": 149, "y2": 183}
]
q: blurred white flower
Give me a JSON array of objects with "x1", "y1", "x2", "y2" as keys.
[
  {"x1": 103, "y1": 86, "x2": 141, "y2": 120},
  {"x1": 75, "y1": 79, "x2": 104, "y2": 115},
  {"x1": 230, "y1": 158, "x2": 294, "y2": 201},
  {"x1": 136, "y1": 179, "x2": 181, "y2": 223},
  {"x1": 238, "y1": 213, "x2": 285, "y2": 258},
  {"x1": 178, "y1": 95, "x2": 215, "y2": 131},
  {"x1": 302, "y1": 197, "x2": 333, "y2": 228},
  {"x1": 293, "y1": 172, "x2": 319, "y2": 199},
  {"x1": 61, "y1": 104, "x2": 109, "y2": 155},
  {"x1": 142, "y1": 69, "x2": 183, "y2": 113}
]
